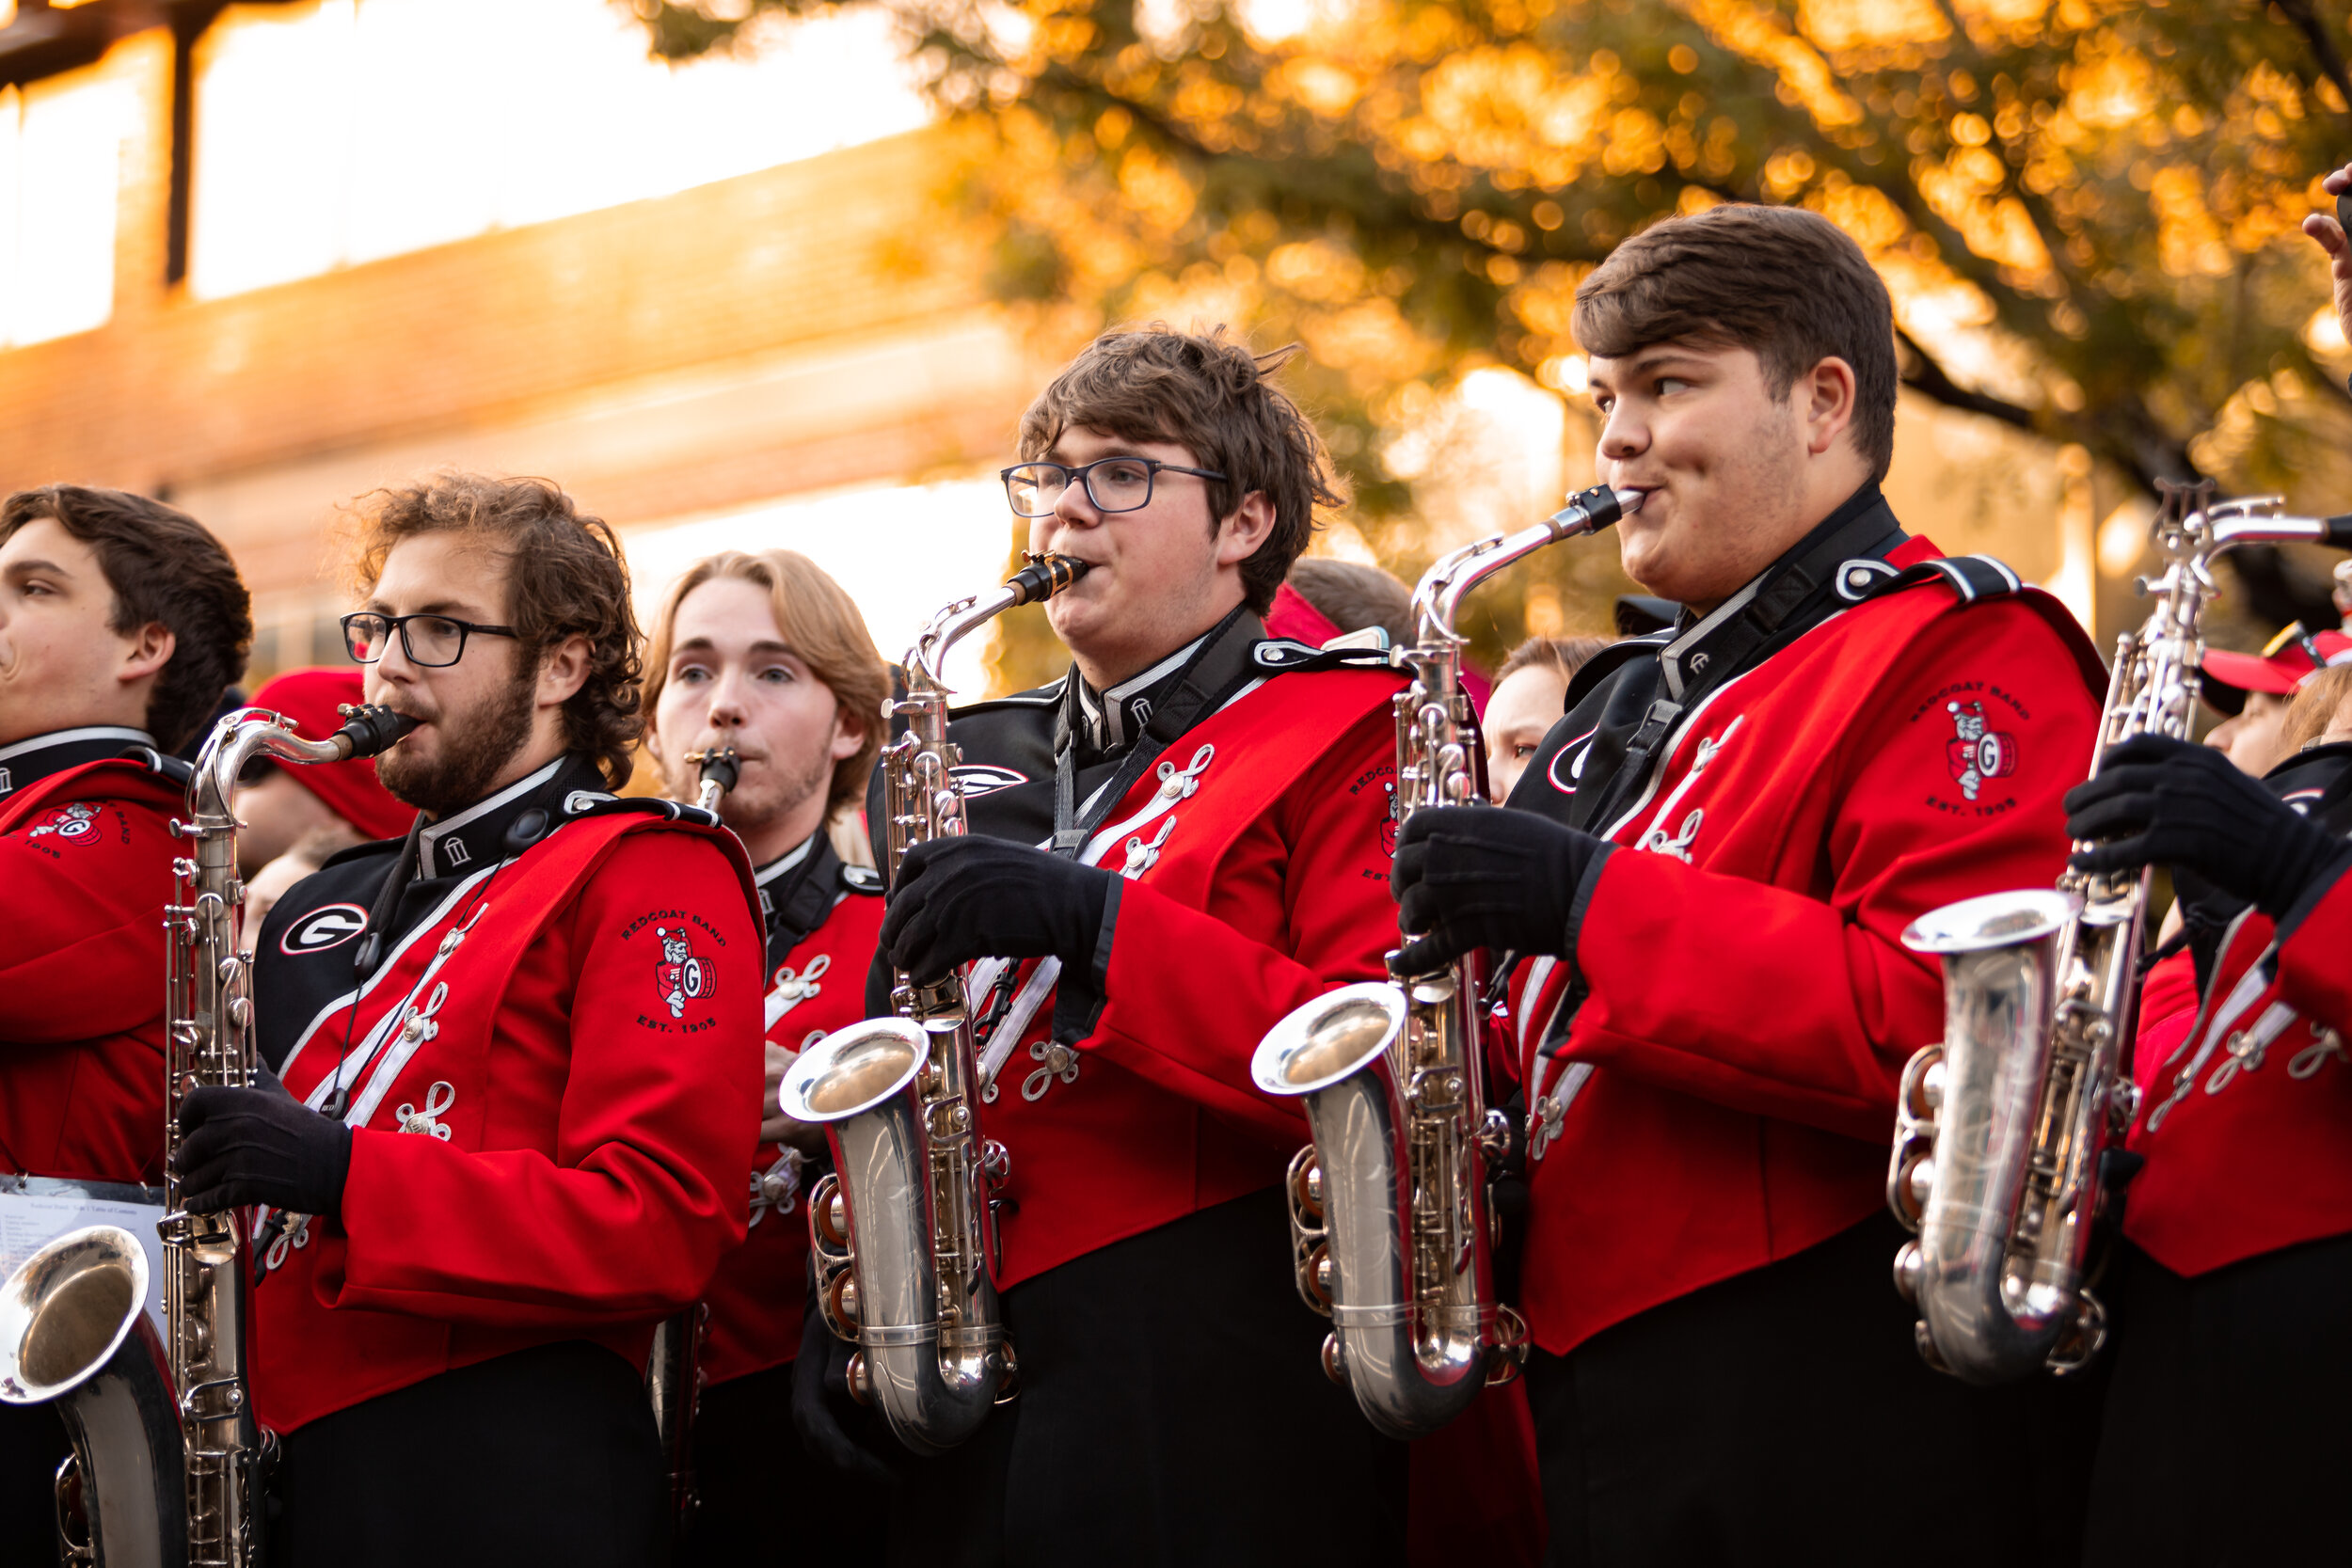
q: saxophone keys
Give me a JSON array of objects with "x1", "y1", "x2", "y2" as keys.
[
  {"x1": 1320, "y1": 1332, "x2": 1349, "y2": 1388},
  {"x1": 1893, "y1": 1240, "x2": 1925, "y2": 1304}
]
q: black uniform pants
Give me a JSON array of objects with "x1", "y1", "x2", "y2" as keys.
[
  {"x1": 1529, "y1": 1212, "x2": 2101, "y2": 1568},
  {"x1": 883, "y1": 1185, "x2": 1408, "y2": 1568},
  {"x1": 2084, "y1": 1236, "x2": 2352, "y2": 1566},
  {"x1": 272, "y1": 1339, "x2": 664, "y2": 1568},
  {"x1": 0, "y1": 1401, "x2": 69, "y2": 1565},
  {"x1": 685, "y1": 1358, "x2": 892, "y2": 1566}
]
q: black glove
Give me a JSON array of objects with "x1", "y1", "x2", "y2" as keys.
[
  {"x1": 2065, "y1": 735, "x2": 2348, "y2": 918},
  {"x1": 789, "y1": 1269, "x2": 899, "y2": 1487},
  {"x1": 1391, "y1": 806, "x2": 1604, "y2": 973},
  {"x1": 173, "y1": 1071, "x2": 353, "y2": 1218},
  {"x1": 880, "y1": 836, "x2": 1115, "y2": 987}
]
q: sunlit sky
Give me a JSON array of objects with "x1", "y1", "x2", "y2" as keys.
[{"x1": 190, "y1": 0, "x2": 931, "y2": 298}]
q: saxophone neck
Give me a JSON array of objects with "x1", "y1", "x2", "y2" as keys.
[{"x1": 1409, "y1": 484, "x2": 1643, "y2": 646}]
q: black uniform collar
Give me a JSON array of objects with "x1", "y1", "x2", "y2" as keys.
[
  {"x1": 413, "y1": 753, "x2": 609, "y2": 878},
  {"x1": 2267, "y1": 741, "x2": 2352, "y2": 835},
  {"x1": 1066, "y1": 618, "x2": 1228, "y2": 762},
  {"x1": 0, "y1": 725, "x2": 156, "y2": 800},
  {"x1": 755, "y1": 827, "x2": 844, "y2": 956}
]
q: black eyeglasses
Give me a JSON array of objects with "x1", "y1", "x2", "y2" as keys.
[
  {"x1": 342, "y1": 611, "x2": 518, "y2": 669},
  {"x1": 1000, "y1": 457, "x2": 1228, "y2": 518}
]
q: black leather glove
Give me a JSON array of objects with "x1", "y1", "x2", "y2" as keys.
[
  {"x1": 2065, "y1": 735, "x2": 2348, "y2": 918},
  {"x1": 881, "y1": 836, "x2": 1116, "y2": 987},
  {"x1": 1391, "y1": 806, "x2": 1604, "y2": 973},
  {"x1": 789, "y1": 1269, "x2": 898, "y2": 1487},
  {"x1": 173, "y1": 1070, "x2": 353, "y2": 1218}
]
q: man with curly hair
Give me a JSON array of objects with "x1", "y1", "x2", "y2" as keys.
[
  {"x1": 170, "y1": 474, "x2": 765, "y2": 1567},
  {"x1": 798, "y1": 326, "x2": 1418, "y2": 1564}
]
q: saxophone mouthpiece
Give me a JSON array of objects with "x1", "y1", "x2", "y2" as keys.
[
  {"x1": 1007, "y1": 553, "x2": 1092, "y2": 606},
  {"x1": 332, "y1": 703, "x2": 420, "y2": 759},
  {"x1": 685, "y1": 746, "x2": 741, "y2": 799}
]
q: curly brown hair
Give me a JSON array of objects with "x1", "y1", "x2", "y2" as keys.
[
  {"x1": 1018, "y1": 325, "x2": 1344, "y2": 615},
  {"x1": 0, "y1": 485, "x2": 253, "y2": 752},
  {"x1": 344, "y1": 474, "x2": 643, "y2": 788}
]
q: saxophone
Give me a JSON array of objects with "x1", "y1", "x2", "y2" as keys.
[
  {"x1": 644, "y1": 745, "x2": 739, "y2": 1531},
  {"x1": 779, "y1": 553, "x2": 1089, "y2": 1454},
  {"x1": 1248, "y1": 483, "x2": 1642, "y2": 1439},
  {"x1": 1889, "y1": 483, "x2": 2352, "y2": 1383},
  {"x1": 0, "y1": 702, "x2": 414, "y2": 1567}
]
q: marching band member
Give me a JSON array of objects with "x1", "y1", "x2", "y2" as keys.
[
  {"x1": 0, "y1": 485, "x2": 251, "y2": 1560},
  {"x1": 171, "y1": 475, "x2": 764, "y2": 1567},
  {"x1": 640, "y1": 548, "x2": 894, "y2": 1563},
  {"x1": 2068, "y1": 169, "x2": 2352, "y2": 1564},
  {"x1": 1391, "y1": 206, "x2": 2109, "y2": 1562},
  {"x1": 803, "y1": 326, "x2": 1412, "y2": 1566},
  {"x1": 1484, "y1": 635, "x2": 1608, "y2": 800}
]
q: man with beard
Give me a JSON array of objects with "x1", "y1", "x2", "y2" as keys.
[
  {"x1": 639, "y1": 548, "x2": 893, "y2": 1563},
  {"x1": 168, "y1": 474, "x2": 764, "y2": 1568},
  {"x1": 795, "y1": 326, "x2": 1413, "y2": 1567},
  {"x1": 0, "y1": 485, "x2": 251, "y2": 1562},
  {"x1": 1388, "y1": 205, "x2": 2109, "y2": 1562}
]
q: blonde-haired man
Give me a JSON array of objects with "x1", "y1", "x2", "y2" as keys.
[{"x1": 644, "y1": 548, "x2": 893, "y2": 1563}]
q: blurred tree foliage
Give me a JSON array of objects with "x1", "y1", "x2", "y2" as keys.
[{"x1": 628, "y1": 0, "x2": 2352, "y2": 675}]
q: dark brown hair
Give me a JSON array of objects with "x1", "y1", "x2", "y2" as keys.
[
  {"x1": 1573, "y1": 204, "x2": 1898, "y2": 482},
  {"x1": 1018, "y1": 325, "x2": 1344, "y2": 614},
  {"x1": 0, "y1": 485, "x2": 252, "y2": 752},
  {"x1": 1498, "y1": 633, "x2": 1610, "y2": 686},
  {"x1": 345, "y1": 474, "x2": 643, "y2": 788},
  {"x1": 644, "y1": 548, "x2": 890, "y2": 819},
  {"x1": 1287, "y1": 558, "x2": 1414, "y2": 645}
]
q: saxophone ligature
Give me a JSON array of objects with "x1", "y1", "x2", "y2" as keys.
[
  {"x1": 0, "y1": 702, "x2": 413, "y2": 1567},
  {"x1": 1888, "y1": 483, "x2": 2352, "y2": 1383},
  {"x1": 1248, "y1": 483, "x2": 1642, "y2": 1439},
  {"x1": 779, "y1": 553, "x2": 1089, "y2": 1454},
  {"x1": 644, "y1": 743, "x2": 740, "y2": 1531}
]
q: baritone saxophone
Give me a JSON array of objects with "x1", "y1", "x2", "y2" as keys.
[
  {"x1": 779, "y1": 553, "x2": 1089, "y2": 1455},
  {"x1": 1889, "y1": 482, "x2": 2352, "y2": 1383},
  {"x1": 1248, "y1": 483, "x2": 1642, "y2": 1440}
]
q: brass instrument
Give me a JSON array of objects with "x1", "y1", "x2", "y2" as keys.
[
  {"x1": 644, "y1": 745, "x2": 739, "y2": 1533},
  {"x1": 1889, "y1": 485, "x2": 2352, "y2": 1383},
  {"x1": 779, "y1": 553, "x2": 1089, "y2": 1454},
  {"x1": 0, "y1": 703, "x2": 414, "y2": 1566},
  {"x1": 1249, "y1": 484, "x2": 1642, "y2": 1439}
]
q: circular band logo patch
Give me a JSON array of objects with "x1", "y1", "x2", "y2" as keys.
[{"x1": 281, "y1": 903, "x2": 370, "y2": 956}]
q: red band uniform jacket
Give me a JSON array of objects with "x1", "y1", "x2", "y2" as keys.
[
  {"x1": 247, "y1": 756, "x2": 764, "y2": 1433},
  {"x1": 0, "y1": 727, "x2": 189, "y2": 1185},
  {"x1": 2122, "y1": 741, "x2": 2352, "y2": 1278},
  {"x1": 1505, "y1": 491, "x2": 2105, "y2": 1355},
  {"x1": 872, "y1": 610, "x2": 1406, "y2": 1290},
  {"x1": 699, "y1": 832, "x2": 884, "y2": 1387}
]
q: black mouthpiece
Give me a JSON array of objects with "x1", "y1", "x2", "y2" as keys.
[
  {"x1": 690, "y1": 746, "x2": 741, "y2": 796},
  {"x1": 333, "y1": 703, "x2": 420, "y2": 759},
  {"x1": 2321, "y1": 513, "x2": 2352, "y2": 549},
  {"x1": 1560, "y1": 483, "x2": 1629, "y2": 532},
  {"x1": 1007, "y1": 553, "x2": 1091, "y2": 606}
]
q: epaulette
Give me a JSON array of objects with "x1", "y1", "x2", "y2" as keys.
[
  {"x1": 1248, "y1": 639, "x2": 1402, "y2": 674},
  {"x1": 1833, "y1": 552, "x2": 2025, "y2": 606},
  {"x1": 554, "y1": 789, "x2": 722, "y2": 831},
  {"x1": 948, "y1": 676, "x2": 1068, "y2": 721},
  {"x1": 840, "y1": 862, "x2": 884, "y2": 895}
]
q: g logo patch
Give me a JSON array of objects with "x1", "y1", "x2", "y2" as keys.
[{"x1": 281, "y1": 903, "x2": 369, "y2": 955}]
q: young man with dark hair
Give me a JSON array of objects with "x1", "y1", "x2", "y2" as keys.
[
  {"x1": 803, "y1": 325, "x2": 1412, "y2": 1565},
  {"x1": 169, "y1": 474, "x2": 764, "y2": 1568},
  {"x1": 1391, "y1": 204, "x2": 2110, "y2": 1561},
  {"x1": 0, "y1": 484, "x2": 252, "y2": 1561},
  {"x1": 640, "y1": 548, "x2": 893, "y2": 1565},
  {"x1": 2058, "y1": 166, "x2": 2352, "y2": 1565}
]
